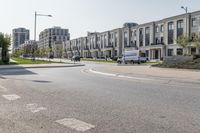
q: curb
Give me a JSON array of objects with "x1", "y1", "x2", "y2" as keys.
[{"x1": 0, "y1": 64, "x2": 85, "y2": 70}]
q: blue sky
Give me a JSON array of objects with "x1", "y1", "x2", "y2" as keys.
[{"x1": 0, "y1": 0, "x2": 199, "y2": 39}]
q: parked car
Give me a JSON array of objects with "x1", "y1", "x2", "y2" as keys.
[
  {"x1": 97, "y1": 56, "x2": 106, "y2": 59},
  {"x1": 117, "y1": 50, "x2": 147, "y2": 64},
  {"x1": 71, "y1": 55, "x2": 80, "y2": 62},
  {"x1": 49, "y1": 55, "x2": 54, "y2": 59}
]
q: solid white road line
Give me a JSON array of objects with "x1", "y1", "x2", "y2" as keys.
[
  {"x1": 2, "y1": 94, "x2": 21, "y2": 101},
  {"x1": 56, "y1": 118, "x2": 95, "y2": 132},
  {"x1": 26, "y1": 103, "x2": 47, "y2": 113},
  {"x1": 89, "y1": 69, "x2": 153, "y2": 81},
  {"x1": 117, "y1": 75, "x2": 153, "y2": 81},
  {"x1": 89, "y1": 69, "x2": 116, "y2": 77}
]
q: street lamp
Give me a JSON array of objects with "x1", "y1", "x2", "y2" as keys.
[
  {"x1": 181, "y1": 6, "x2": 188, "y2": 36},
  {"x1": 34, "y1": 11, "x2": 52, "y2": 41},
  {"x1": 32, "y1": 11, "x2": 52, "y2": 60}
]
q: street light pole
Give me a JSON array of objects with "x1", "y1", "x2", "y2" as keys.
[
  {"x1": 34, "y1": 11, "x2": 52, "y2": 41},
  {"x1": 33, "y1": 11, "x2": 52, "y2": 60},
  {"x1": 181, "y1": 6, "x2": 188, "y2": 36},
  {"x1": 34, "y1": 11, "x2": 37, "y2": 41}
]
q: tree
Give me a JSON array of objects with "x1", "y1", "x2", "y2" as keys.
[
  {"x1": 56, "y1": 45, "x2": 64, "y2": 62},
  {"x1": 0, "y1": 33, "x2": 11, "y2": 63},
  {"x1": 176, "y1": 34, "x2": 190, "y2": 55},
  {"x1": 40, "y1": 48, "x2": 45, "y2": 58},
  {"x1": 192, "y1": 33, "x2": 200, "y2": 54},
  {"x1": 35, "y1": 48, "x2": 41, "y2": 58}
]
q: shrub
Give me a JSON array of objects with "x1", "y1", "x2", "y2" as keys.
[
  {"x1": 193, "y1": 54, "x2": 200, "y2": 60},
  {"x1": 112, "y1": 56, "x2": 119, "y2": 61}
]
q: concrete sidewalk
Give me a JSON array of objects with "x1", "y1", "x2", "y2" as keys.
[
  {"x1": 0, "y1": 63, "x2": 85, "y2": 70},
  {"x1": 93, "y1": 65, "x2": 200, "y2": 81}
]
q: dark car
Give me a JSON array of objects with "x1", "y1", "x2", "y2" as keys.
[
  {"x1": 49, "y1": 55, "x2": 54, "y2": 59},
  {"x1": 71, "y1": 55, "x2": 80, "y2": 62}
]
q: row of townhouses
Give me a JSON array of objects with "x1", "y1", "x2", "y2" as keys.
[{"x1": 65, "y1": 11, "x2": 200, "y2": 61}]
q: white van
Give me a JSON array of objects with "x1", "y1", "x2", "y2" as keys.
[{"x1": 117, "y1": 50, "x2": 147, "y2": 64}]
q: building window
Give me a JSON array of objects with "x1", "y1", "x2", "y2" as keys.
[
  {"x1": 115, "y1": 50, "x2": 117, "y2": 56},
  {"x1": 192, "y1": 18, "x2": 197, "y2": 27},
  {"x1": 134, "y1": 30, "x2": 137, "y2": 36},
  {"x1": 168, "y1": 22, "x2": 174, "y2": 30},
  {"x1": 139, "y1": 28, "x2": 143, "y2": 47},
  {"x1": 145, "y1": 50, "x2": 149, "y2": 60},
  {"x1": 161, "y1": 37, "x2": 164, "y2": 44},
  {"x1": 139, "y1": 28, "x2": 143, "y2": 35},
  {"x1": 168, "y1": 49, "x2": 173, "y2": 56},
  {"x1": 115, "y1": 32, "x2": 118, "y2": 38},
  {"x1": 145, "y1": 27, "x2": 150, "y2": 34},
  {"x1": 177, "y1": 20, "x2": 184, "y2": 29},
  {"x1": 145, "y1": 27, "x2": 150, "y2": 46},
  {"x1": 155, "y1": 38, "x2": 159, "y2": 44},
  {"x1": 156, "y1": 26, "x2": 159, "y2": 33},
  {"x1": 177, "y1": 20, "x2": 184, "y2": 38},
  {"x1": 191, "y1": 48, "x2": 196, "y2": 55},
  {"x1": 168, "y1": 22, "x2": 174, "y2": 44},
  {"x1": 124, "y1": 31, "x2": 128, "y2": 46},
  {"x1": 160, "y1": 25, "x2": 164, "y2": 32},
  {"x1": 131, "y1": 31, "x2": 134, "y2": 37},
  {"x1": 177, "y1": 48, "x2": 183, "y2": 55}
]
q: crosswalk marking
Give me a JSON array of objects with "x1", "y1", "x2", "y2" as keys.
[
  {"x1": 26, "y1": 103, "x2": 47, "y2": 113},
  {"x1": 2, "y1": 94, "x2": 21, "y2": 101},
  {"x1": 0, "y1": 85, "x2": 8, "y2": 92},
  {"x1": 56, "y1": 118, "x2": 95, "y2": 132}
]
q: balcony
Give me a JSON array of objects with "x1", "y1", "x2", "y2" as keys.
[
  {"x1": 151, "y1": 43, "x2": 164, "y2": 46},
  {"x1": 72, "y1": 47, "x2": 78, "y2": 51},
  {"x1": 105, "y1": 45, "x2": 114, "y2": 48},
  {"x1": 125, "y1": 43, "x2": 136, "y2": 48},
  {"x1": 84, "y1": 47, "x2": 89, "y2": 50}
]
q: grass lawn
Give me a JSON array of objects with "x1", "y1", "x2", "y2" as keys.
[
  {"x1": 153, "y1": 58, "x2": 200, "y2": 70},
  {"x1": 10, "y1": 58, "x2": 55, "y2": 65},
  {"x1": 143, "y1": 61, "x2": 161, "y2": 65},
  {"x1": 81, "y1": 58, "x2": 116, "y2": 63}
]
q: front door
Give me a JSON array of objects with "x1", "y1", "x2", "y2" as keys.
[{"x1": 155, "y1": 50, "x2": 159, "y2": 59}]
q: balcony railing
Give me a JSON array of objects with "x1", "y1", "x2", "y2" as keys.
[
  {"x1": 105, "y1": 45, "x2": 113, "y2": 48},
  {"x1": 125, "y1": 43, "x2": 136, "y2": 48},
  {"x1": 84, "y1": 47, "x2": 89, "y2": 50},
  {"x1": 151, "y1": 43, "x2": 165, "y2": 46}
]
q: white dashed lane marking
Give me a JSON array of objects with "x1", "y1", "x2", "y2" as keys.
[
  {"x1": 26, "y1": 103, "x2": 47, "y2": 113},
  {"x1": 2, "y1": 94, "x2": 21, "y2": 101},
  {"x1": 56, "y1": 118, "x2": 95, "y2": 132}
]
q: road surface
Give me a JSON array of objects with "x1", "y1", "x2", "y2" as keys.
[{"x1": 0, "y1": 63, "x2": 200, "y2": 133}]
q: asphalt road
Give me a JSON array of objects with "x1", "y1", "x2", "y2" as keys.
[{"x1": 0, "y1": 63, "x2": 200, "y2": 133}]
